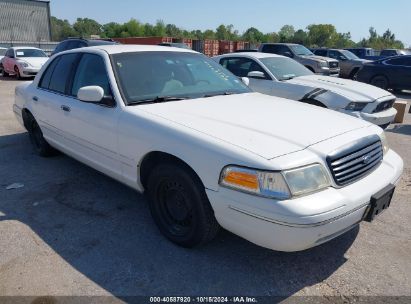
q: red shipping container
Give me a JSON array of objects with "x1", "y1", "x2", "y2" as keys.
[
  {"x1": 112, "y1": 36, "x2": 173, "y2": 45},
  {"x1": 219, "y1": 40, "x2": 234, "y2": 54},
  {"x1": 234, "y1": 41, "x2": 246, "y2": 52}
]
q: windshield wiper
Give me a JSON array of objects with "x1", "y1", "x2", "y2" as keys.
[
  {"x1": 131, "y1": 96, "x2": 189, "y2": 105},
  {"x1": 202, "y1": 92, "x2": 236, "y2": 98}
]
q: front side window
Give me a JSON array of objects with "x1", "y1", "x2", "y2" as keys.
[
  {"x1": 112, "y1": 52, "x2": 250, "y2": 104},
  {"x1": 0, "y1": 49, "x2": 6, "y2": 56},
  {"x1": 220, "y1": 57, "x2": 269, "y2": 78},
  {"x1": 260, "y1": 57, "x2": 313, "y2": 80},
  {"x1": 48, "y1": 53, "x2": 80, "y2": 94},
  {"x1": 5, "y1": 49, "x2": 14, "y2": 57},
  {"x1": 340, "y1": 50, "x2": 359, "y2": 60},
  {"x1": 314, "y1": 49, "x2": 327, "y2": 57},
  {"x1": 289, "y1": 45, "x2": 313, "y2": 56},
  {"x1": 15, "y1": 49, "x2": 47, "y2": 58},
  {"x1": 71, "y1": 54, "x2": 111, "y2": 97}
]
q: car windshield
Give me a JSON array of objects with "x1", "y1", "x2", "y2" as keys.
[
  {"x1": 15, "y1": 49, "x2": 47, "y2": 58},
  {"x1": 399, "y1": 50, "x2": 411, "y2": 55},
  {"x1": 260, "y1": 57, "x2": 313, "y2": 80},
  {"x1": 340, "y1": 50, "x2": 359, "y2": 60},
  {"x1": 290, "y1": 45, "x2": 314, "y2": 56},
  {"x1": 112, "y1": 51, "x2": 251, "y2": 104}
]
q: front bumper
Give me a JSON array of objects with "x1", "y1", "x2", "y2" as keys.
[
  {"x1": 20, "y1": 66, "x2": 41, "y2": 77},
  {"x1": 206, "y1": 150, "x2": 403, "y2": 252},
  {"x1": 341, "y1": 107, "x2": 397, "y2": 128},
  {"x1": 318, "y1": 66, "x2": 340, "y2": 77}
]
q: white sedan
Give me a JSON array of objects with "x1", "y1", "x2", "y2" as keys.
[
  {"x1": 213, "y1": 52, "x2": 397, "y2": 129},
  {"x1": 1, "y1": 47, "x2": 48, "y2": 79},
  {"x1": 13, "y1": 45, "x2": 403, "y2": 252}
]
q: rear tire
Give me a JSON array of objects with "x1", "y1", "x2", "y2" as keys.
[
  {"x1": 28, "y1": 117, "x2": 56, "y2": 157},
  {"x1": 349, "y1": 68, "x2": 359, "y2": 80},
  {"x1": 147, "y1": 162, "x2": 220, "y2": 248},
  {"x1": 370, "y1": 75, "x2": 388, "y2": 90},
  {"x1": 14, "y1": 66, "x2": 22, "y2": 80}
]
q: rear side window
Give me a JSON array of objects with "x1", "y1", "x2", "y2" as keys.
[
  {"x1": 385, "y1": 57, "x2": 408, "y2": 66},
  {"x1": 39, "y1": 57, "x2": 61, "y2": 89},
  {"x1": 71, "y1": 54, "x2": 111, "y2": 97},
  {"x1": 48, "y1": 53, "x2": 79, "y2": 94}
]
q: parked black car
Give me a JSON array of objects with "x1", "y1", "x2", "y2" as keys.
[
  {"x1": 356, "y1": 55, "x2": 411, "y2": 91},
  {"x1": 380, "y1": 49, "x2": 411, "y2": 57},
  {"x1": 51, "y1": 38, "x2": 118, "y2": 56}
]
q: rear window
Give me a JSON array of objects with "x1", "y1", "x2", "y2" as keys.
[{"x1": 48, "y1": 53, "x2": 80, "y2": 94}]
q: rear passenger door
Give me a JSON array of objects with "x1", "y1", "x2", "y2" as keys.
[
  {"x1": 59, "y1": 52, "x2": 122, "y2": 178},
  {"x1": 383, "y1": 57, "x2": 411, "y2": 89},
  {"x1": 35, "y1": 53, "x2": 80, "y2": 142}
]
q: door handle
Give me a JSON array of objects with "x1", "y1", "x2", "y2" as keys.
[
  {"x1": 32, "y1": 96, "x2": 38, "y2": 102},
  {"x1": 61, "y1": 105, "x2": 71, "y2": 112}
]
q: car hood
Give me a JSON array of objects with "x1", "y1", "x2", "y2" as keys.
[
  {"x1": 286, "y1": 75, "x2": 394, "y2": 102},
  {"x1": 136, "y1": 93, "x2": 370, "y2": 159},
  {"x1": 300, "y1": 55, "x2": 337, "y2": 62},
  {"x1": 18, "y1": 57, "x2": 48, "y2": 68}
]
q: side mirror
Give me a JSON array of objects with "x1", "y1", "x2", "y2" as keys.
[
  {"x1": 284, "y1": 51, "x2": 293, "y2": 58},
  {"x1": 247, "y1": 71, "x2": 266, "y2": 79},
  {"x1": 78, "y1": 86, "x2": 104, "y2": 103},
  {"x1": 241, "y1": 77, "x2": 250, "y2": 86}
]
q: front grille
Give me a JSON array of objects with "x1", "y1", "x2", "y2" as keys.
[
  {"x1": 374, "y1": 99, "x2": 395, "y2": 113},
  {"x1": 329, "y1": 61, "x2": 339, "y2": 68},
  {"x1": 327, "y1": 136, "x2": 383, "y2": 186}
]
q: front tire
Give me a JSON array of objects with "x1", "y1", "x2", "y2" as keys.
[
  {"x1": 370, "y1": 75, "x2": 388, "y2": 90},
  {"x1": 147, "y1": 163, "x2": 220, "y2": 248},
  {"x1": 14, "y1": 65, "x2": 22, "y2": 80},
  {"x1": 28, "y1": 118, "x2": 56, "y2": 157}
]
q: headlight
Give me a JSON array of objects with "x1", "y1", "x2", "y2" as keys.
[
  {"x1": 345, "y1": 102, "x2": 368, "y2": 111},
  {"x1": 220, "y1": 166, "x2": 291, "y2": 200},
  {"x1": 283, "y1": 164, "x2": 331, "y2": 197},
  {"x1": 380, "y1": 132, "x2": 389, "y2": 155},
  {"x1": 219, "y1": 164, "x2": 331, "y2": 200},
  {"x1": 318, "y1": 61, "x2": 328, "y2": 68},
  {"x1": 18, "y1": 60, "x2": 29, "y2": 68}
]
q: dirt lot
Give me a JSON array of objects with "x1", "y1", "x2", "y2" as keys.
[{"x1": 0, "y1": 77, "x2": 410, "y2": 301}]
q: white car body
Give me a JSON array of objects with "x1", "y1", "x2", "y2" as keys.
[
  {"x1": 213, "y1": 52, "x2": 397, "y2": 128},
  {"x1": 1, "y1": 47, "x2": 48, "y2": 78},
  {"x1": 13, "y1": 45, "x2": 403, "y2": 252}
]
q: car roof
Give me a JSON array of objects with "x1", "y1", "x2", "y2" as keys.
[
  {"x1": 83, "y1": 44, "x2": 197, "y2": 54},
  {"x1": 10, "y1": 46, "x2": 42, "y2": 50},
  {"x1": 216, "y1": 52, "x2": 286, "y2": 59}
]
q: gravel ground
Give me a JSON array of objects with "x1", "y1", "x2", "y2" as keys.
[{"x1": 0, "y1": 77, "x2": 410, "y2": 302}]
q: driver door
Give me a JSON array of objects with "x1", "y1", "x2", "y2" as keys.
[{"x1": 220, "y1": 57, "x2": 273, "y2": 94}]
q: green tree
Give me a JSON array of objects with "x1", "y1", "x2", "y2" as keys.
[
  {"x1": 291, "y1": 29, "x2": 309, "y2": 45},
  {"x1": 73, "y1": 18, "x2": 102, "y2": 38},
  {"x1": 51, "y1": 16, "x2": 77, "y2": 41},
  {"x1": 166, "y1": 24, "x2": 183, "y2": 38},
  {"x1": 102, "y1": 22, "x2": 123, "y2": 38},
  {"x1": 203, "y1": 29, "x2": 216, "y2": 40},
  {"x1": 123, "y1": 19, "x2": 144, "y2": 37},
  {"x1": 279, "y1": 25, "x2": 295, "y2": 42},
  {"x1": 153, "y1": 20, "x2": 166, "y2": 36},
  {"x1": 242, "y1": 27, "x2": 264, "y2": 44},
  {"x1": 306, "y1": 24, "x2": 337, "y2": 47}
]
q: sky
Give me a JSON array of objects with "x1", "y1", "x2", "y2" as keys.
[{"x1": 50, "y1": 0, "x2": 411, "y2": 47}]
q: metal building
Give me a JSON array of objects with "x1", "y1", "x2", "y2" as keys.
[{"x1": 0, "y1": 0, "x2": 51, "y2": 42}]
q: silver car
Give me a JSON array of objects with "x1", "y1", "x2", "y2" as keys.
[
  {"x1": 259, "y1": 43, "x2": 340, "y2": 76},
  {"x1": 313, "y1": 48, "x2": 370, "y2": 79}
]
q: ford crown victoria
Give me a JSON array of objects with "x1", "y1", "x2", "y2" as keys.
[{"x1": 13, "y1": 45, "x2": 403, "y2": 252}]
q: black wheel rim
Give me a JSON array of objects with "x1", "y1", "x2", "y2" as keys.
[{"x1": 156, "y1": 178, "x2": 193, "y2": 237}]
